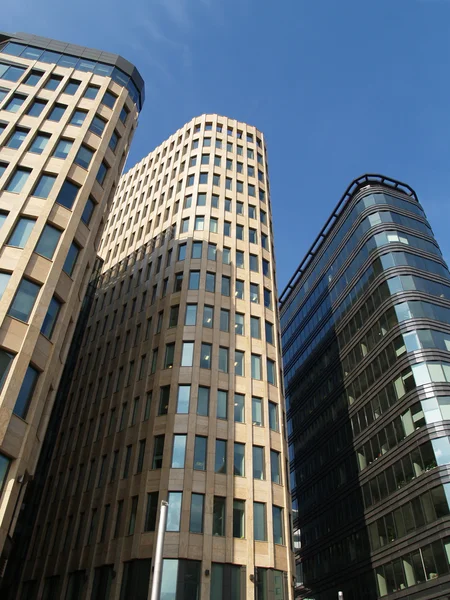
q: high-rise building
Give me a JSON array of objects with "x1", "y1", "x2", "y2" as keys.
[
  {"x1": 14, "y1": 115, "x2": 294, "y2": 599},
  {"x1": 0, "y1": 31, "x2": 144, "y2": 568},
  {"x1": 280, "y1": 175, "x2": 450, "y2": 600}
]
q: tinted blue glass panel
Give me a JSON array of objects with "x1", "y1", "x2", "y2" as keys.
[
  {"x1": 8, "y1": 279, "x2": 41, "y2": 322},
  {"x1": 27, "y1": 100, "x2": 46, "y2": 117},
  {"x1": 70, "y1": 110, "x2": 86, "y2": 126},
  {"x1": 29, "y1": 133, "x2": 50, "y2": 154},
  {"x1": 35, "y1": 225, "x2": 61, "y2": 259},
  {"x1": 81, "y1": 197, "x2": 95, "y2": 225},
  {"x1": 6, "y1": 168, "x2": 30, "y2": 193},
  {"x1": 48, "y1": 105, "x2": 66, "y2": 122},
  {"x1": 55, "y1": 180, "x2": 79, "y2": 209},
  {"x1": 63, "y1": 243, "x2": 79, "y2": 276},
  {"x1": 40, "y1": 50, "x2": 61, "y2": 64},
  {"x1": 33, "y1": 174, "x2": 56, "y2": 198},
  {"x1": 13, "y1": 365, "x2": 39, "y2": 418},
  {"x1": 41, "y1": 296, "x2": 61, "y2": 338},
  {"x1": 2, "y1": 43, "x2": 25, "y2": 56}
]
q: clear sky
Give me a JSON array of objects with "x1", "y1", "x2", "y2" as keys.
[{"x1": 5, "y1": 0, "x2": 450, "y2": 290}]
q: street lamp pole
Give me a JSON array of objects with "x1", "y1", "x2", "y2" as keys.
[{"x1": 150, "y1": 500, "x2": 169, "y2": 600}]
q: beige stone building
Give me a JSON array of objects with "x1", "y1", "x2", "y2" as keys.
[
  {"x1": 15, "y1": 114, "x2": 294, "y2": 598},
  {"x1": 0, "y1": 31, "x2": 144, "y2": 572}
]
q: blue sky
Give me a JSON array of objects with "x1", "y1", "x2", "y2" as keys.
[{"x1": 5, "y1": 0, "x2": 450, "y2": 290}]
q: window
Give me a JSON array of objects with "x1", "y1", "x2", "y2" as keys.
[
  {"x1": 174, "y1": 272, "x2": 183, "y2": 292},
  {"x1": 220, "y1": 309, "x2": 229, "y2": 332},
  {"x1": 210, "y1": 217, "x2": 218, "y2": 233},
  {"x1": 272, "y1": 506, "x2": 284, "y2": 544},
  {"x1": 164, "y1": 343, "x2": 175, "y2": 369},
  {"x1": 96, "y1": 161, "x2": 108, "y2": 185},
  {"x1": 7, "y1": 218, "x2": 34, "y2": 248},
  {"x1": 217, "y1": 390, "x2": 227, "y2": 420},
  {"x1": 166, "y1": 492, "x2": 182, "y2": 531},
  {"x1": 190, "y1": 494, "x2": 204, "y2": 533},
  {"x1": 236, "y1": 280, "x2": 244, "y2": 300},
  {"x1": 193, "y1": 436, "x2": 207, "y2": 470},
  {"x1": 234, "y1": 394, "x2": 245, "y2": 423},
  {"x1": 33, "y1": 174, "x2": 56, "y2": 199},
  {"x1": 249, "y1": 228, "x2": 257, "y2": 244},
  {"x1": 5, "y1": 94, "x2": 26, "y2": 113},
  {"x1": 172, "y1": 435, "x2": 187, "y2": 468},
  {"x1": 233, "y1": 500, "x2": 245, "y2": 538},
  {"x1": 236, "y1": 250, "x2": 244, "y2": 268},
  {"x1": 264, "y1": 288, "x2": 272, "y2": 309},
  {"x1": 187, "y1": 174, "x2": 195, "y2": 186},
  {"x1": 177, "y1": 385, "x2": 190, "y2": 413},
  {"x1": 189, "y1": 271, "x2": 200, "y2": 290},
  {"x1": 252, "y1": 397, "x2": 263, "y2": 426},
  {"x1": 29, "y1": 132, "x2": 50, "y2": 154},
  {"x1": 203, "y1": 305, "x2": 214, "y2": 328},
  {"x1": 53, "y1": 138, "x2": 73, "y2": 159},
  {"x1": 109, "y1": 130, "x2": 119, "y2": 152},
  {"x1": 185, "y1": 304, "x2": 197, "y2": 325},
  {"x1": 181, "y1": 341, "x2": 194, "y2": 366},
  {"x1": 178, "y1": 243, "x2": 186, "y2": 260},
  {"x1": 24, "y1": 70, "x2": 43, "y2": 86},
  {"x1": 70, "y1": 109, "x2": 86, "y2": 126},
  {"x1": 64, "y1": 80, "x2": 80, "y2": 95},
  {"x1": 191, "y1": 241, "x2": 202, "y2": 259},
  {"x1": 123, "y1": 446, "x2": 132, "y2": 478},
  {"x1": 81, "y1": 196, "x2": 95, "y2": 225},
  {"x1": 250, "y1": 254, "x2": 259, "y2": 272},
  {"x1": 250, "y1": 283, "x2": 260, "y2": 303},
  {"x1": 197, "y1": 192, "x2": 207, "y2": 205},
  {"x1": 158, "y1": 387, "x2": 170, "y2": 415},
  {"x1": 145, "y1": 492, "x2": 159, "y2": 531},
  {"x1": 221, "y1": 276, "x2": 230, "y2": 296},
  {"x1": 235, "y1": 313, "x2": 244, "y2": 335},
  {"x1": 8, "y1": 278, "x2": 40, "y2": 322},
  {"x1": 271, "y1": 450, "x2": 281, "y2": 484},
  {"x1": 75, "y1": 145, "x2": 94, "y2": 169},
  {"x1": 206, "y1": 272, "x2": 215, "y2": 293},
  {"x1": 6, "y1": 128, "x2": 28, "y2": 149},
  {"x1": 152, "y1": 435, "x2": 165, "y2": 469},
  {"x1": 169, "y1": 305, "x2": 179, "y2": 327},
  {"x1": 234, "y1": 442, "x2": 245, "y2": 476},
  {"x1": 265, "y1": 321, "x2": 274, "y2": 345},
  {"x1": 215, "y1": 439, "x2": 227, "y2": 474},
  {"x1": 213, "y1": 497, "x2": 226, "y2": 536},
  {"x1": 253, "y1": 446, "x2": 265, "y2": 480},
  {"x1": 63, "y1": 242, "x2": 80, "y2": 276},
  {"x1": 41, "y1": 296, "x2": 62, "y2": 338},
  {"x1": 56, "y1": 180, "x2": 80, "y2": 209},
  {"x1": 235, "y1": 351, "x2": 245, "y2": 376},
  {"x1": 218, "y1": 347, "x2": 229, "y2": 373},
  {"x1": 90, "y1": 115, "x2": 106, "y2": 137},
  {"x1": 267, "y1": 359, "x2": 276, "y2": 385},
  {"x1": 84, "y1": 85, "x2": 99, "y2": 99},
  {"x1": 197, "y1": 386, "x2": 209, "y2": 416},
  {"x1": 236, "y1": 225, "x2": 244, "y2": 241},
  {"x1": 6, "y1": 167, "x2": 31, "y2": 193},
  {"x1": 44, "y1": 75, "x2": 62, "y2": 90},
  {"x1": 200, "y1": 343, "x2": 211, "y2": 369},
  {"x1": 254, "y1": 503, "x2": 267, "y2": 541},
  {"x1": 35, "y1": 224, "x2": 61, "y2": 259},
  {"x1": 269, "y1": 402, "x2": 279, "y2": 431},
  {"x1": 119, "y1": 105, "x2": 129, "y2": 124},
  {"x1": 102, "y1": 91, "x2": 116, "y2": 108},
  {"x1": 13, "y1": 365, "x2": 39, "y2": 418},
  {"x1": 251, "y1": 317, "x2": 261, "y2": 339},
  {"x1": 207, "y1": 243, "x2": 217, "y2": 261},
  {"x1": 251, "y1": 355, "x2": 262, "y2": 380},
  {"x1": 194, "y1": 216, "x2": 204, "y2": 231}
]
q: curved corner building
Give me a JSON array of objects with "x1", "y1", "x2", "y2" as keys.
[
  {"x1": 16, "y1": 115, "x2": 294, "y2": 599},
  {"x1": 280, "y1": 175, "x2": 450, "y2": 600},
  {"x1": 0, "y1": 31, "x2": 144, "y2": 569}
]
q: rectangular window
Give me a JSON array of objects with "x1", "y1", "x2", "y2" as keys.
[
  {"x1": 223, "y1": 247, "x2": 231, "y2": 264},
  {"x1": 218, "y1": 347, "x2": 229, "y2": 373},
  {"x1": 269, "y1": 402, "x2": 279, "y2": 431},
  {"x1": 197, "y1": 386, "x2": 209, "y2": 416},
  {"x1": 41, "y1": 296, "x2": 62, "y2": 338},
  {"x1": 205, "y1": 271, "x2": 215, "y2": 292},
  {"x1": 33, "y1": 173, "x2": 56, "y2": 199},
  {"x1": 29, "y1": 132, "x2": 50, "y2": 154},
  {"x1": 89, "y1": 115, "x2": 106, "y2": 137},
  {"x1": 217, "y1": 390, "x2": 227, "y2": 419},
  {"x1": 177, "y1": 385, "x2": 190, "y2": 413},
  {"x1": 172, "y1": 434, "x2": 187, "y2": 468},
  {"x1": 158, "y1": 386, "x2": 170, "y2": 415},
  {"x1": 75, "y1": 145, "x2": 94, "y2": 169},
  {"x1": 164, "y1": 343, "x2": 175, "y2": 369},
  {"x1": 200, "y1": 343, "x2": 211, "y2": 369},
  {"x1": 169, "y1": 305, "x2": 179, "y2": 328},
  {"x1": 5, "y1": 94, "x2": 26, "y2": 113},
  {"x1": 189, "y1": 271, "x2": 200, "y2": 290},
  {"x1": 265, "y1": 321, "x2": 274, "y2": 345},
  {"x1": 8, "y1": 278, "x2": 40, "y2": 322},
  {"x1": 174, "y1": 272, "x2": 183, "y2": 292},
  {"x1": 234, "y1": 394, "x2": 245, "y2": 423},
  {"x1": 7, "y1": 217, "x2": 34, "y2": 248},
  {"x1": 236, "y1": 280, "x2": 244, "y2": 300},
  {"x1": 234, "y1": 442, "x2": 245, "y2": 476},
  {"x1": 181, "y1": 341, "x2": 194, "y2": 367},
  {"x1": 251, "y1": 317, "x2": 261, "y2": 339},
  {"x1": 194, "y1": 216, "x2": 204, "y2": 231},
  {"x1": 251, "y1": 355, "x2": 262, "y2": 380},
  {"x1": 233, "y1": 500, "x2": 245, "y2": 538},
  {"x1": 136, "y1": 439, "x2": 146, "y2": 473},
  {"x1": 220, "y1": 309, "x2": 229, "y2": 332},
  {"x1": 152, "y1": 435, "x2": 165, "y2": 469},
  {"x1": 236, "y1": 250, "x2": 244, "y2": 268},
  {"x1": 191, "y1": 241, "x2": 202, "y2": 259},
  {"x1": 96, "y1": 161, "x2": 108, "y2": 186},
  {"x1": 213, "y1": 497, "x2": 226, "y2": 536},
  {"x1": 267, "y1": 359, "x2": 276, "y2": 385},
  {"x1": 56, "y1": 180, "x2": 80, "y2": 209},
  {"x1": 253, "y1": 446, "x2": 265, "y2": 480},
  {"x1": 193, "y1": 436, "x2": 207, "y2": 470},
  {"x1": 6, "y1": 167, "x2": 31, "y2": 194},
  {"x1": 6, "y1": 127, "x2": 28, "y2": 149},
  {"x1": 190, "y1": 494, "x2": 204, "y2": 533},
  {"x1": 221, "y1": 276, "x2": 230, "y2": 296},
  {"x1": 70, "y1": 109, "x2": 86, "y2": 126},
  {"x1": 144, "y1": 492, "x2": 159, "y2": 531},
  {"x1": 273, "y1": 506, "x2": 284, "y2": 544},
  {"x1": 185, "y1": 304, "x2": 197, "y2": 325},
  {"x1": 128, "y1": 496, "x2": 138, "y2": 535},
  {"x1": 166, "y1": 492, "x2": 182, "y2": 531},
  {"x1": 122, "y1": 446, "x2": 132, "y2": 478},
  {"x1": 215, "y1": 439, "x2": 227, "y2": 474},
  {"x1": 210, "y1": 218, "x2": 218, "y2": 233},
  {"x1": 207, "y1": 243, "x2": 217, "y2": 261},
  {"x1": 63, "y1": 242, "x2": 79, "y2": 276},
  {"x1": 271, "y1": 450, "x2": 281, "y2": 484},
  {"x1": 254, "y1": 503, "x2": 267, "y2": 541},
  {"x1": 250, "y1": 283, "x2": 259, "y2": 303},
  {"x1": 224, "y1": 221, "x2": 231, "y2": 236},
  {"x1": 235, "y1": 351, "x2": 245, "y2": 376},
  {"x1": 13, "y1": 365, "x2": 38, "y2": 418},
  {"x1": 235, "y1": 313, "x2": 244, "y2": 335}
]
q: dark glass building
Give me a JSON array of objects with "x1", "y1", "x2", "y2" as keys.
[{"x1": 280, "y1": 175, "x2": 450, "y2": 600}]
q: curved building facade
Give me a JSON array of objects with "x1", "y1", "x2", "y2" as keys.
[
  {"x1": 280, "y1": 175, "x2": 450, "y2": 600},
  {"x1": 0, "y1": 31, "x2": 143, "y2": 566},
  {"x1": 17, "y1": 115, "x2": 294, "y2": 599}
]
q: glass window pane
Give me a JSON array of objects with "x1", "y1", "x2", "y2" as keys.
[
  {"x1": 6, "y1": 168, "x2": 30, "y2": 193},
  {"x1": 254, "y1": 502, "x2": 266, "y2": 541},
  {"x1": 177, "y1": 385, "x2": 190, "y2": 413},
  {"x1": 63, "y1": 243, "x2": 79, "y2": 276},
  {"x1": 197, "y1": 387, "x2": 209, "y2": 416},
  {"x1": 234, "y1": 442, "x2": 245, "y2": 476},
  {"x1": 35, "y1": 225, "x2": 61, "y2": 259},
  {"x1": 166, "y1": 493, "x2": 182, "y2": 531},
  {"x1": 190, "y1": 494, "x2": 204, "y2": 533},
  {"x1": 234, "y1": 394, "x2": 245, "y2": 423},
  {"x1": 8, "y1": 279, "x2": 40, "y2": 322},
  {"x1": 215, "y1": 440, "x2": 227, "y2": 474},
  {"x1": 41, "y1": 296, "x2": 62, "y2": 338},
  {"x1": 7, "y1": 218, "x2": 35, "y2": 248},
  {"x1": 33, "y1": 174, "x2": 56, "y2": 198},
  {"x1": 171, "y1": 435, "x2": 187, "y2": 468},
  {"x1": 13, "y1": 365, "x2": 38, "y2": 418},
  {"x1": 253, "y1": 446, "x2": 264, "y2": 480},
  {"x1": 193, "y1": 436, "x2": 207, "y2": 470},
  {"x1": 56, "y1": 180, "x2": 79, "y2": 209},
  {"x1": 252, "y1": 397, "x2": 263, "y2": 426}
]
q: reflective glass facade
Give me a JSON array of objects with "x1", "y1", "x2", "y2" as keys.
[{"x1": 280, "y1": 175, "x2": 450, "y2": 600}]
